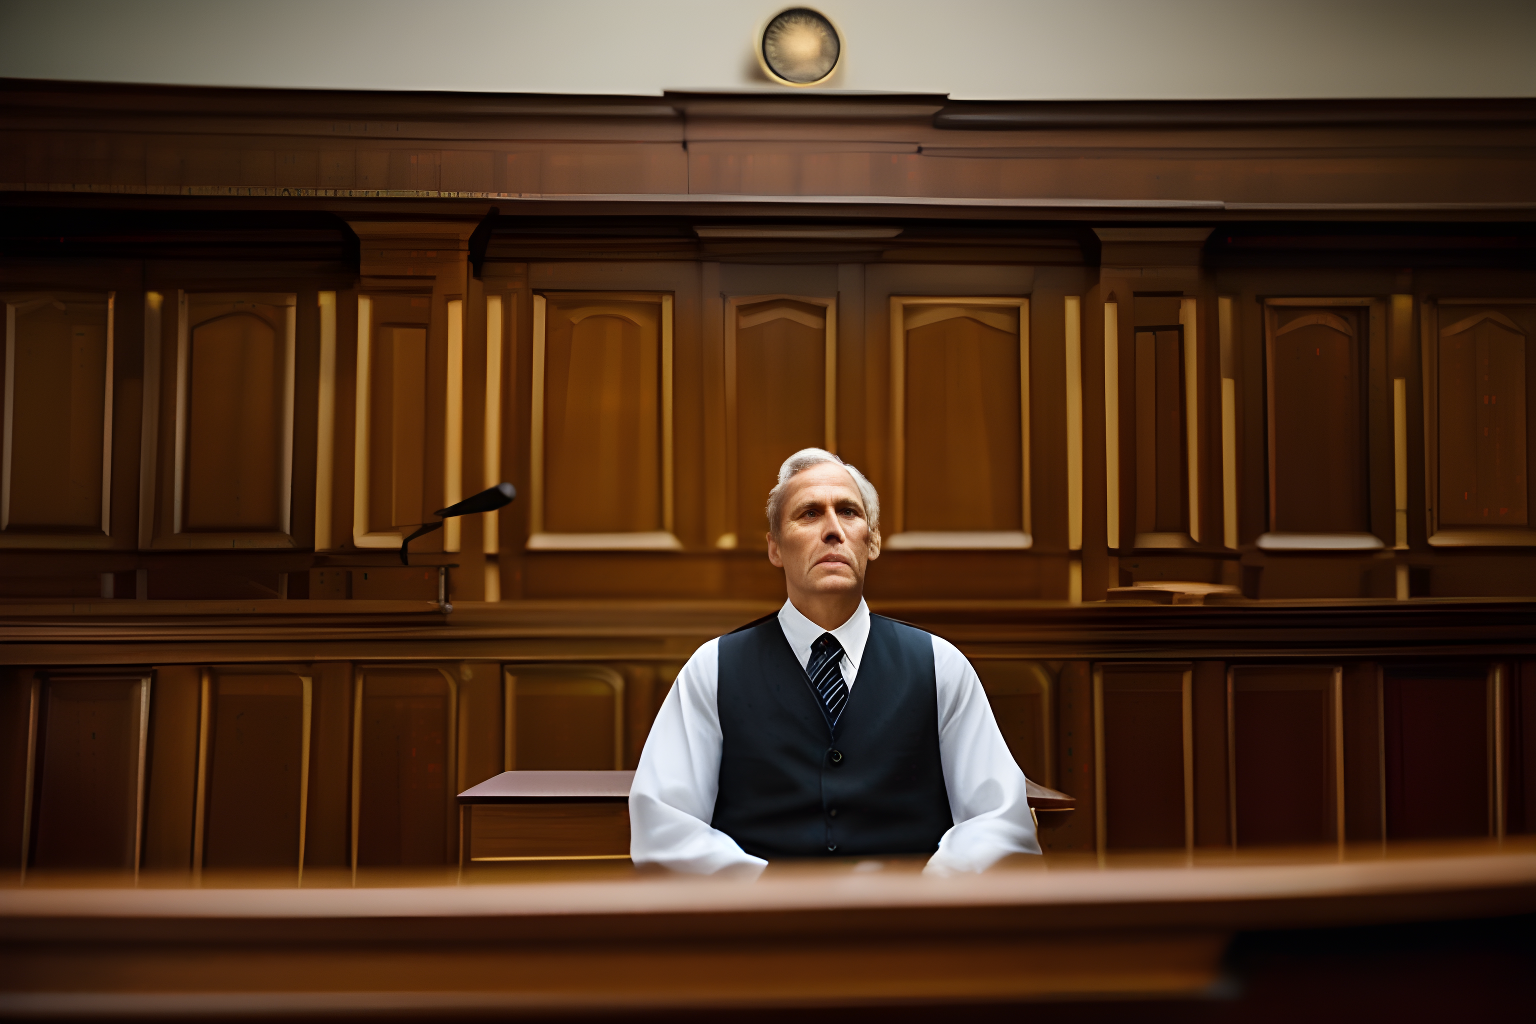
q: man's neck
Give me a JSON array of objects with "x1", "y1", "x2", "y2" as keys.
[{"x1": 787, "y1": 590, "x2": 862, "y2": 632}]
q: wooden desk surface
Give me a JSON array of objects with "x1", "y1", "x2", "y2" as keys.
[
  {"x1": 1, "y1": 840, "x2": 1532, "y2": 1018},
  {"x1": 457, "y1": 769, "x2": 1076, "y2": 809}
]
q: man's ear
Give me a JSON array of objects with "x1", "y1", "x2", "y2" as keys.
[
  {"x1": 766, "y1": 531, "x2": 783, "y2": 568},
  {"x1": 866, "y1": 529, "x2": 881, "y2": 561}
]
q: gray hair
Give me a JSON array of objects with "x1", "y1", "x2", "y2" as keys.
[{"x1": 765, "y1": 448, "x2": 881, "y2": 539}]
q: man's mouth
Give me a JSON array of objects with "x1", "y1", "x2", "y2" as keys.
[{"x1": 816, "y1": 554, "x2": 850, "y2": 567}]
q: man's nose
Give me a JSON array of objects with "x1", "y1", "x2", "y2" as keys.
[{"x1": 822, "y1": 509, "x2": 846, "y2": 542}]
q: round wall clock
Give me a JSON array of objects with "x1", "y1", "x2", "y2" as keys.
[{"x1": 758, "y1": 8, "x2": 842, "y2": 87}]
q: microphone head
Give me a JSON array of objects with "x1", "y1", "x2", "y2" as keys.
[{"x1": 434, "y1": 482, "x2": 516, "y2": 519}]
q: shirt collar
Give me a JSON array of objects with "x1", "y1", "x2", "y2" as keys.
[{"x1": 777, "y1": 597, "x2": 870, "y2": 673}]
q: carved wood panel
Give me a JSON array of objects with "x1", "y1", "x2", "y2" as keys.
[
  {"x1": 888, "y1": 297, "x2": 1030, "y2": 550},
  {"x1": 1228, "y1": 665, "x2": 1342, "y2": 847},
  {"x1": 0, "y1": 292, "x2": 113, "y2": 547},
  {"x1": 531, "y1": 292, "x2": 675, "y2": 550},
  {"x1": 1095, "y1": 663, "x2": 1192, "y2": 852}
]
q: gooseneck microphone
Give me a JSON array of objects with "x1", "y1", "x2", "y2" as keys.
[{"x1": 399, "y1": 482, "x2": 516, "y2": 565}]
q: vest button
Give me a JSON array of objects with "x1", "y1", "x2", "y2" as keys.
[
  {"x1": 828, "y1": 808, "x2": 838, "y2": 817},
  {"x1": 827, "y1": 844, "x2": 838, "y2": 852},
  {"x1": 829, "y1": 749, "x2": 843, "y2": 765}
]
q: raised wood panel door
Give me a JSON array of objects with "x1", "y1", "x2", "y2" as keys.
[
  {"x1": 1228, "y1": 666, "x2": 1343, "y2": 847},
  {"x1": 172, "y1": 294, "x2": 296, "y2": 546},
  {"x1": 889, "y1": 297, "x2": 1030, "y2": 550},
  {"x1": 976, "y1": 661, "x2": 1054, "y2": 788},
  {"x1": 1261, "y1": 301, "x2": 1382, "y2": 551},
  {"x1": 198, "y1": 671, "x2": 311, "y2": 876},
  {"x1": 502, "y1": 666, "x2": 625, "y2": 771},
  {"x1": 531, "y1": 292, "x2": 676, "y2": 550},
  {"x1": 0, "y1": 292, "x2": 113, "y2": 548},
  {"x1": 28, "y1": 674, "x2": 150, "y2": 873},
  {"x1": 726, "y1": 295, "x2": 835, "y2": 549},
  {"x1": 353, "y1": 294, "x2": 437, "y2": 551},
  {"x1": 1094, "y1": 664, "x2": 1192, "y2": 853},
  {"x1": 353, "y1": 667, "x2": 457, "y2": 868},
  {"x1": 1384, "y1": 664, "x2": 1500, "y2": 840},
  {"x1": 1426, "y1": 303, "x2": 1534, "y2": 547},
  {"x1": 1122, "y1": 295, "x2": 1203, "y2": 550}
]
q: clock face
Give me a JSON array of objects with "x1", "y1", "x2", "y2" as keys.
[{"x1": 760, "y1": 8, "x2": 841, "y2": 86}]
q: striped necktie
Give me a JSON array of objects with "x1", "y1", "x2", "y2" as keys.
[{"x1": 806, "y1": 632, "x2": 848, "y2": 727}]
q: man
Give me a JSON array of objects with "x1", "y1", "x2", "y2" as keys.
[{"x1": 630, "y1": 448, "x2": 1040, "y2": 876}]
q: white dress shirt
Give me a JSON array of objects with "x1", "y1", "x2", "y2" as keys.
[{"x1": 630, "y1": 598, "x2": 1041, "y2": 877}]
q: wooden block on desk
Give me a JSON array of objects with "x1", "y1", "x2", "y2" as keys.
[
  {"x1": 459, "y1": 770, "x2": 633, "y2": 862},
  {"x1": 470, "y1": 803, "x2": 629, "y2": 860}
]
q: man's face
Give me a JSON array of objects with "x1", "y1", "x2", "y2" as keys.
[{"x1": 766, "y1": 462, "x2": 881, "y2": 601}]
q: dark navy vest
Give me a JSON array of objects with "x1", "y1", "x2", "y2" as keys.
[{"x1": 711, "y1": 612, "x2": 953, "y2": 859}]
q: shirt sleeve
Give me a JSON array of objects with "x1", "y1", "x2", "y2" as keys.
[
  {"x1": 628, "y1": 638, "x2": 768, "y2": 877},
  {"x1": 925, "y1": 634, "x2": 1043, "y2": 875}
]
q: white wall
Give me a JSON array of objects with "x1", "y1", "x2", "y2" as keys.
[{"x1": 2, "y1": 0, "x2": 1534, "y2": 100}]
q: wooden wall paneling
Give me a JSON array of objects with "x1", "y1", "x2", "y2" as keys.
[
  {"x1": 1066, "y1": 295, "x2": 1084, "y2": 600},
  {"x1": 836, "y1": 264, "x2": 867, "y2": 474},
  {"x1": 864, "y1": 265, "x2": 1036, "y2": 526},
  {"x1": 0, "y1": 669, "x2": 39, "y2": 875},
  {"x1": 454, "y1": 278, "x2": 491, "y2": 601},
  {"x1": 1513, "y1": 661, "x2": 1536, "y2": 835},
  {"x1": 1104, "y1": 298, "x2": 1122, "y2": 552},
  {"x1": 1227, "y1": 665, "x2": 1343, "y2": 848},
  {"x1": 700, "y1": 263, "x2": 727, "y2": 552},
  {"x1": 352, "y1": 292, "x2": 435, "y2": 552},
  {"x1": 443, "y1": 296, "x2": 464, "y2": 557},
  {"x1": 887, "y1": 295, "x2": 1030, "y2": 551},
  {"x1": 1342, "y1": 662, "x2": 1386, "y2": 843},
  {"x1": 28, "y1": 672, "x2": 150, "y2": 875},
  {"x1": 1383, "y1": 663, "x2": 1495, "y2": 840},
  {"x1": 352, "y1": 666, "x2": 459, "y2": 871},
  {"x1": 1218, "y1": 295, "x2": 1239, "y2": 550},
  {"x1": 1191, "y1": 660, "x2": 1229, "y2": 848},
  {"x1": 1260, "y1": 299, "x2": 1384, "y2": 552},
  {"x1": 725, "y1": 292, "x2": 836, "y2": 549},
  {"x1": 456, "y1": 662, "x2": 502, "y2": 793},
  {"x1": 974, "y1": 661, "x2": 1054, "y2": 787},
  {"x1": 313, "y1": 291, "x2": 337, "y2": 552},
  {"x1": 1045, "y1": 661, "x2": 1094, "y2": 853},
  {"x1": 303, "y1": 662, "x2": 352, "y2": 873},
  {"x1": 1422, "y1": 300, "x2": 1534, "y2": 548},
  {"x1": 528, "y1": 287, "x2": 678, "y2": 551},
  {"x1": 620, "y1": 662, "x2": 680, "y2": 771},
  {"x1": 325, "y1": 291, "x2": 358, "y2": 560},
  {"x1": 1076, "y1": 286, "x2": 1109, "y2": 601},
  {"x1": 198, "y1": 668, "x2": 311, "y2": 878},
  {"x1": 287, "y1": 289, "x2": 321, "y2": 558},
  {"x1": 0, "y1": 290, "x2": 114, "y2": 549},
  {"x1": 502, "y1": 665, "x2": 624, "y2": 772},
  {"x1": 153, "y1": 292, "x2": 297, "y2": 550},
  {"x1": 495, "y1": 266, "x2": 530, "y2": 600},
  {"x1": 1094, "y1": 663, "x2": 1193, "y2": 854},
  {"x1": 140, "y1": 665, "x2": 199, "y2": 873},
  {"x1": 479, "y1": 290, "x2": 508, "y2": 599}
]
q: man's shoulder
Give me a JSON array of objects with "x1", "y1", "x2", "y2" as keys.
[{"x1": 869, "y1": 613, "x2": 934, "y2": 641}]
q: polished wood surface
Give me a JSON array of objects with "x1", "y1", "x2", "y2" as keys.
[{"x1": 0, "y1": 840, "x2": 1530, "y2": 1016}]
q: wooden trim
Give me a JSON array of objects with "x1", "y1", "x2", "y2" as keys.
[
  {"x1": 173, "y1": 292, "x2": 188, "y2": 535},
  {"x1": 351, "y1": 295, "x2": 399, "y2": 550},
  {"x1": 315, "y1": 292, "x2": 336, "y2": 552},
  {"x1": 18, "y1": 673, "x2": 39, "y2": 884},
  {"x1": 1225, "y1": 667, "x2": 1237, "y2": 849},
  {"x1": 443, "y1": 298, "x2": 464, "y2": 554},
  {"x1": 1092, "y1": 666, "x2": 1106, "y2": 861},
  {"x1": 1490, "y1": 664, "x2": 1506, "y2": 839},
  {"x1": 102, "y1": 293, "x2": 115, "y2": 537},
  {"x1": 662, "y1": 294, "x2": 674, "y2": 538},
  {"x1": 483, "y1": 295, "x2": 503, "y2": 558},
  {"x1": 529, "y1": 294, "x2": 546, "y2": 539},
  {"x1": 1394, "y1": 377, "x2": 1409, "y2": 548},
  {"x1": 1179, "y1": 298, "x2": 1201, "y2": 545},
  {"x1": 1332, "y1": 666, "x2": 1346, "y2": 853},
  {"x1": 296, "y1": 674, "x2": 312, "y2": 886},
  {"x1": 1181, "y1": 667, "x2": 1195, "y2": 856},
  {"x1": 1104, "y1": 302, "x2": 1120, "y2": 551},
  {"x1": 138, "y1": 292, "x2": 163, "y2": 552},
  {"x1": 132, "y1": 675, "x2": 150, "y2": 881},
  {"x1": 1066, "y1": 296, "x2": 1083, "y2": 552},
  {"x1": 192, "y1": 669, "x2": 211, "y2": 885},
  {"x1": 888, "y1": 296, "x2": 1031, "y2": 547},
  {"x1": 348, "y1": 669, "x2": 363, "y2": 885},
  {"x1": 1221, "y1": 379, "x2": 1237, "y2": 550}
]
